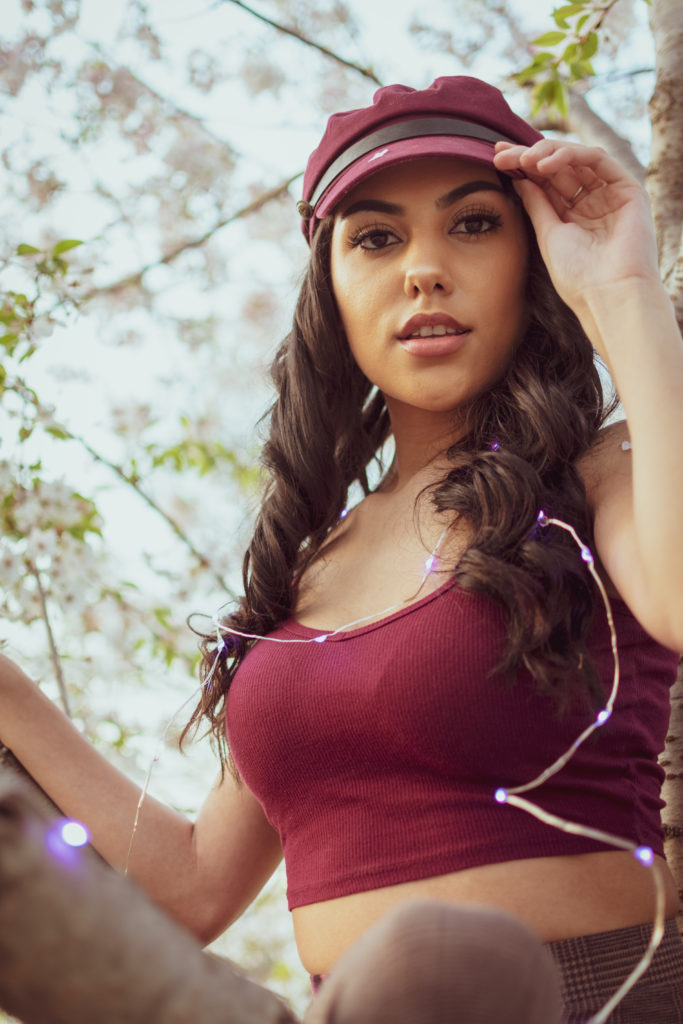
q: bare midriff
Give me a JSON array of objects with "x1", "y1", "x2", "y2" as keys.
[{"x1": 291, "y1": 851, "x2": 680, "y2": 975}]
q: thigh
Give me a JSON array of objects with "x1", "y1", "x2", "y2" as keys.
[{"x1": 304, "y1": 900, "x2": 563, "y2": 1024}]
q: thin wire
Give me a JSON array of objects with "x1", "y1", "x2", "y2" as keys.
[
  {"x1": 496, "y1": 514, "x2": 665, "y2": 1023},
  {"x1": 214, "y1": 525, "x2": 452, "y2": 644},
  {"x1": 123, "y1": 684, "x2": 201, "y2": 876},
  {"x1": 124, "y1": 512, "x2": 666, "y2": 1020},
  {"x1": 125, "y1": 526, "x2": 452, "y2": 866}
]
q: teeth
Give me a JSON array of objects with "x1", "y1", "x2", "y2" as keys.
[{"x1": 408, "y1": 325, "x2": 463, "y2": 339}]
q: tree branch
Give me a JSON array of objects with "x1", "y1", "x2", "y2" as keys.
[
  {"x1": 85, "y1": 172, "x2": 302, "y2": 300},
  {"x1": 29, "y1": 567, "x2": 72, "y2": 719},
  {"x1": 0, "y1": 777, "x2": 297, "y2": 1024},
  {"x1": 220, "y1": 0, "x2": 382, "y2": 85},
  {"x1": 8, "y1": 382, "x2": 237, "y2": 600},
  {"x1": 567, "y1": 91, "x2": 645, "y2": 184},
  {"x1": 648, "y1": 0, "x2": 683, "y2": 326},
  {"x1": 529, "y1": 89, "x2": 645, "y2": 184}
]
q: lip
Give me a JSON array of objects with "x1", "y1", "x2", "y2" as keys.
[{"x1": 398, "y1": 312, "x2": 471, "y2": 358}]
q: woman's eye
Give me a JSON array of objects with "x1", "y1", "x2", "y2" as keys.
[
  {"x1": 350, "y1": 227, "x2": 399, "y2": 251},
  {"x1": 452, "y1": 212, "x2": 502, "y2": 236}
]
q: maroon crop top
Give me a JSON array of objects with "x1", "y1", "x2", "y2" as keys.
[{"x1": 225, "y1": 579, "x2": 678, "y2": 910}]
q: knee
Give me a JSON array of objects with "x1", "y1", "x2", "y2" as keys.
[{"x1": 304, "y1": 901, "x2": 563, "y2": 1024}]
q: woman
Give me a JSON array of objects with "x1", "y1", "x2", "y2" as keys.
[{"x1": 1, "y1": 76, "x2": 682, "y2": 1023}]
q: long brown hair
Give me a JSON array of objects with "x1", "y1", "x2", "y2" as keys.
[{"x1": 184, "y1": 204, "x2": 615, "y2": 766}]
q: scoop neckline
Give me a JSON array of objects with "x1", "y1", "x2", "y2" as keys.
[{"x1": 282, "y1": 575, "x2": 459, "y2": 642}]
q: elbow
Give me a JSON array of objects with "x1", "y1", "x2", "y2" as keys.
[{"x1": 175, "y1": 895, "x2": 243, "y2": 948}]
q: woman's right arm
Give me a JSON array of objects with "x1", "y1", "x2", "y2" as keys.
[{"x1": 0, "y1": 653, "x2": 283, "y2": 944}]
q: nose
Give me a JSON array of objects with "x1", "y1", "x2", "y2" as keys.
[{"x1": 403, "y1": 244, "x2": 454, "y2": 298}]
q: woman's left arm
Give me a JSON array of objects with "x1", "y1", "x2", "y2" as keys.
[{"x1": 495, "y1": 139, "x2": 683, "y2": 651}]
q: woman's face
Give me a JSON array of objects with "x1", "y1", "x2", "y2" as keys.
[{"x1": 330, "y1": 157, "x2": 529, "y2": 424}]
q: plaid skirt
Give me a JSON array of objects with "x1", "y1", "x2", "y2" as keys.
[{"x1": 548, "y1": 919, "x2": 683, "y2": 1023}]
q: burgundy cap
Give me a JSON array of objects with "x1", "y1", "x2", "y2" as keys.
[{"x1": 298, "y1": 76, "x2": 542, "y2": 242}]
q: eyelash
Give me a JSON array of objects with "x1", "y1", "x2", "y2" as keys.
[{"x1": 347, "y1": 206, "x2": 504, "y2": 251}]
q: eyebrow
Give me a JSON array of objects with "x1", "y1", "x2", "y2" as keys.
[{"x1": 340, "y1": 180, "x2": 505, "y2": 219}]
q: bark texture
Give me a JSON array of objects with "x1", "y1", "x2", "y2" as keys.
[
  {"x1": 0, "y1": 771, "x2": 297, "y2": 1024},
  {"x1": 661, "y1": 663, "x2": 683, "y2": 935},
  {"x1": 648, "y1": 0, "x2": 683, "y2": 325},
  {"x1": 649, "y1": 0, "x2": 683, "y2": 937}
]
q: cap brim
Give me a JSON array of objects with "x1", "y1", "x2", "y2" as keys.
[{"x1": 314, "y1": 135, "x2": 524, "y2": 226}]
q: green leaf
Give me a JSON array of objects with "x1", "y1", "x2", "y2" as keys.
[
  {"x1": 16, "y1": 244, "x2": 41, "y2": 256},
  {"x1": 576, "y1": 13, "x2": 590, "y2": 31},
  {"x1": 45, "y1": 424, "x2": 71, "y2": 440},
  {"x1": 153, "y1": 606, "x2": 173, "y2": 628},
  {"x1": 531, "y1": 51, "x2": 557, "y2": 67},
  {"x1": 579, "y1": 31, "x2": 599, "y2": 60},
  {"x1": 0, "y1": 332, "x2": 19, "y2": 349},
  {"x1": 531, "y1": 79, "x2": 558, "y2": 115},
  {"x1": 552, "y1": 2, "x2": 588, "y2": 22},
  {"x1": 569, "y1": 59, "x2": 595, "y2": 79},
  {"x1": 18, "y1": 344, "x2": 36, "y2": 362},
  {"x1": 553, "y1": 79, "x2": 570, "y2": 118},
  {"x1": 0, "y1": 364, "x2": 6, "y2": 385},
  {"x1": 52, "y1": 239, "x2": 83, "y2": 256},
  {"x1": 533, "y1": 30, "x2": 567, "y2": 46}
]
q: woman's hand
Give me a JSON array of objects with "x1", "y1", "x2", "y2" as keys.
[{"x1": 493, "y1": 139, "x2": 660, "y2": 355}]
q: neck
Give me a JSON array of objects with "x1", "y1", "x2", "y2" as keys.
[{"x1": 383, "y1": 400, "x2": 465, "y2": 491}]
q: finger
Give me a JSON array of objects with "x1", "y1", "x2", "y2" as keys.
[
  {"x1": 518, "y1": 139, "x2": 637, "y2": 191},
  {"x1": 512, "y1": 177, "x2": 564, "y2": 236}
]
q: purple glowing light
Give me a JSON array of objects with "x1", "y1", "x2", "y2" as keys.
[
  {"x1": 314, "y1": 634, "x2": 328, "y2": 644},
  {"x1": 536, "y1": 511, "x2": 548, "y2": 527},
  {"x1": 581, "y1": 546, "x2": 594, "y2": 564},
  {"x1": 494, "y1": 788, "x2": 508, "y2": 804},
  {"x1": 60, "y1": 820, "x2": 90, "y2": 848},
  {"x1": 634, "y1": 845, "x2": 654, "y2": 867},
  {"x1": 596, "y1": 709, "x2": 611, "y2": 725}
]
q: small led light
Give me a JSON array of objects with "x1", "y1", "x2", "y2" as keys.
[
  {"x1": 59, "y1": 820, "x2": 90, "y2": 848},
  {"x1": 340, "y1": 508, "x2": 348, "y2": 519},
  {"x1": 634, "y1": 845, "x2": 654, "y2": 867},
  {"x1": 596, "y1": 709, "x2": 611, "y2": 725},
  {"x1": 494, "y1": 788, "x2": 508, "y2": 804},
  {"x1": 581, "y1": 546, "x2": 594, "y2": 564},
  {"x1": 313, "y1": 634, "x2": 328, "y2": 643},
  {"x1": 536, "y1": 510, "x2": 548, "y2": 527},
  {"x1": 490, "y1": 439, "x2": 500, "y2": 452},
  {"x1": 424, "y1": 555, "x2": 437, "y2": 573}
]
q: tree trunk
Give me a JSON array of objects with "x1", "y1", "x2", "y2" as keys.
[
  {"x1": 648, "y1": 0, "x2": 683, "y2": 320},
  {"x1": 661, "y1": 663, "x2": 683, "y2": 935},
  {"x1": 0, "y1": 769, "x2": 297, "y2": 1024},
  {"x1": 648, "y1": 0, "x2": 683, "y2": 931}
]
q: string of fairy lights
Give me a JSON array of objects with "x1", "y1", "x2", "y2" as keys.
[{"x1": 59, "y1": 499, "x2": 664, "y2": 1024}]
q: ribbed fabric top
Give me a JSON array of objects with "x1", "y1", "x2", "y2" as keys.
[{"x1": 225, "y1": 580, "x2": 678, "y2": 910}]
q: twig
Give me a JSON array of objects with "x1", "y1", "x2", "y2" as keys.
[
  {"x1": 9, "y1": 381, "x2": 237, "y2": 600},
  {"x1": 29, "y1": 566, "x2": 72, "y2": 719},
  {"x1": 84, "y1": 172, "x2": 302, "y2": 300},
  {"x1": 220, "y1": 0, "x2": 382, "y2": 85},
  {"x1": 72, "y1": 434, "x2": 237, "y2": 599}
]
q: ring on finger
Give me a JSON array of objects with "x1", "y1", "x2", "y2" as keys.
[{"x1": 564, "y1": 184, "x2": 587, "y2": 208}]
